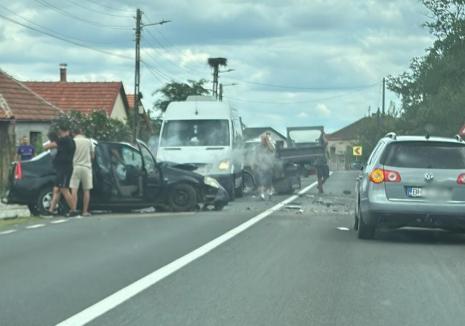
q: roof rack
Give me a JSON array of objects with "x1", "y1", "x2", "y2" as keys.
[
  {"x1": 455, "y1": 134, "x2": 463, "y2": 142},
  {"x1": 385, "y1": 132, "x2": 397, "y2": 140}
]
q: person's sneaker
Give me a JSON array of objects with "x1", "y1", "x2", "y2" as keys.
[
  {"x1": 259, "y1": 193, "x2": 266, "y2": 201},
  {"x1": 66, "y1": 210, "x2": 80, "y2": 218},
  {"x1": 82, "y1": 212, "x2": 92, "y2": 217}
]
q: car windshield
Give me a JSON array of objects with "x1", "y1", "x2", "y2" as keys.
[
  {"x1": 160, "y1": 119, "x2": 230, "y2": 147},
  {"x1": 382, "y1": 141, "x2": 465, "y2": 169}
]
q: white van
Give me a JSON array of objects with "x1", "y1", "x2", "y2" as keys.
[{"x1": 156, "y1": 96, "x2": 244, "y2": 199}]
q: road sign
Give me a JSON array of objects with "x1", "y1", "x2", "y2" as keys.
[{"x1": 353, "y1": 146, "x2": 363, "y2": 156}]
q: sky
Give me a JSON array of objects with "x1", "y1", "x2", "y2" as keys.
[{"x1": 0, "y1": 0, "x2": 434, "y2": 134}]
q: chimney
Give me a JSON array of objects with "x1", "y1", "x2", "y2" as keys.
[{"x1": 59, "y1": 63, "x2": 67, "y2": 82}]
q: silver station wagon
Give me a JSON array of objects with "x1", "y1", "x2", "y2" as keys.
[{"x1": 355, "y1": 133, "x2": 465, "y2": 239}]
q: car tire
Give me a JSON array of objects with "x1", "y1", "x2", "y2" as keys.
[
  {"x1": 36, "y1": 187, "x2": 54, "y2": 215},
  {"x1": 214, "y1": 203, "x2": 225, "y2": 211},
  {"x1": 36, "y1": 187, "x2": 69, "y2": 216},
  {"x1": 28, "y1": 204, "x2": 40, "y2": 217},
  {"x1": 224, "y1": 176, "x2": 236, "y2": 201},
  {"x1": 242, "y1": 170, "x2": 256, "y2": 195},
  {"x1": 235, "y1": 173, "x2": 244, "y2": 198},
  {"x1": 357, "y1": 211, "x2": 376, "y2": 239},
  {"x1": 169, "y1": 183, "x2": 198, "y2": 212}
]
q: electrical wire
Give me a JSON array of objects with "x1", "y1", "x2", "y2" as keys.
[
  {"x1": 33, "y1": 0, "x2": 131, "y2": 29},
  {"x1": 0, "y1": 12, "x2": 133, "y2": 61},
  {"x1": 80, "y1": 0, "x2": 130, "y2": 13},
  {"x1": 63, "y1": 0, "x2": 133, "y2": 18}
]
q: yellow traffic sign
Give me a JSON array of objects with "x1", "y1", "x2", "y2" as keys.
[{"x1": 353, "y1": 146, "x2": 363, "y2": 156}]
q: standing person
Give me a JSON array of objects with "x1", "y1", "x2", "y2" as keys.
[
  {"x1": 255, "y1": 134, "x2": 275, "y2": 200},
  {"x1": 43, "y1": 131, "x2": 61, "y2": 215},
  {"x1": 315, "y1": 131, "x2": 330, "y2": 194},
  {"x1": 47, "y1": 125, "x2": 76, "y2": 216},
  {"x1": 17, "y1": 136, "x2": 35, "y2": 161},
  {"x1": 70, "y1": 128, "x2": 94, "y2": 216}
]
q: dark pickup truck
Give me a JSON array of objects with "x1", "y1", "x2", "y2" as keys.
[
  {"x1": 244, "y1": 126, "x2": 327, "y2": 194},
  {"x1": 2, "y1": 140, "x2": 228, "y2": 215}
]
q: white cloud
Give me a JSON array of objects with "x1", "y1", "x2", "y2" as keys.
[{"x1": 316, "y1": 103, "x2": 331, "y2": 117}]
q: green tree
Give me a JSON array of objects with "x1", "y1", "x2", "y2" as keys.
[
  {"x1": 153, "y1": 79, "x2": 209, "y2": 112},
  {"x1": 387, "y1": 0, "x2": 465, "y2": 137}
]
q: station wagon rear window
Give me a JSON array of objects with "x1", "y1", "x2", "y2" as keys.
[
  {"x1": 161, "y1": 120, "x2": 230, "y2": 147},
  {"x1": 381, "y1": 141, "x2": 465, "y2": 169}
]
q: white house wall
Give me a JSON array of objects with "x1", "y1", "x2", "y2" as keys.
[{"x1": 110, "y1": 92, "x2": 128, "y2": 122}]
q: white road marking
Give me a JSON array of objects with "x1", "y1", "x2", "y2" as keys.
[
  {"x1": 51, "y1": 219, "x2": 68, "y2": 224},
  {"x1": 0, "y1": 229, "x2": 17, "y2": 235},
  {"x1": 56, "y1": 180, "x2": 318, "y2": 326},
  {"x1": 337, "y1": 227, "x2": 351, "y2": 231},
  {"x1": 26, "y1": 224, "x2": 45, "y2": 229}
]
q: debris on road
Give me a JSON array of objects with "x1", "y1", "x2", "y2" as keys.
[
  {"x1": 285, "y1": 205, "x2": 303, "y2": 210},
  {"x1": 343, "y1": 190, "x2": 352, "y2": 195}
]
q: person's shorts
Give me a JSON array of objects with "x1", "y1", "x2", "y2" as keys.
[
  {"x1": 55, "y1": 167, "x2": 73, "y2": 188},
  {"x1": 316, "y1": 165, "x2": 330, "y2": 179},
  {"x1": 70, "y1": 166, "x2": 93, "y2": 190}
]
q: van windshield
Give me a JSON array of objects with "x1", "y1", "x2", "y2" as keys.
[{"x1": 160, "y1": 119, "x2": 230, "y2": 147}]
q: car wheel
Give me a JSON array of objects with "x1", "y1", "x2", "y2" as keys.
[
  {"x1": 235, "y1": 174, "x2": 244, "y2": 198},
  {"x1": 214, "y1": 203, "x2": 224, "y2": 211},
  {"x1": 28, "y1": 204, "x2": 40, "y2": 217},
  {"x1": 36, "y1": 187, "x2": 54, "y2": 215},
  {"x1": 36, "y1": 187, "x2": 69, "y2": 216},
  {"x1": 357, "y1": 211, "x2": 376, "y2": 239},
  {"x1": 169, "y1": 183, "x2": 198, "y2": 212},
  {"x1": 224, "y1": 176, "x2": 236, "y2": 201}
]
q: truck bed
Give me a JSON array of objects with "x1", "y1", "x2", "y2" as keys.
[{"x1": 276, "y1": 144, "x2": 325, "y2": 165}]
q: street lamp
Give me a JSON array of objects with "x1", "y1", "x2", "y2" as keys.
[{"x1": 219, "y1": 83, "x2": 238, "y2": 101}]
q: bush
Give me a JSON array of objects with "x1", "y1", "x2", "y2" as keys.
[{"x1": 50, "y1": 110, "x2": 132, "y2": 142}]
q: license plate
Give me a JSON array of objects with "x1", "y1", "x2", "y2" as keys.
[{"x1": 406, "y1": 187, "x2": 422, "y2": 198}]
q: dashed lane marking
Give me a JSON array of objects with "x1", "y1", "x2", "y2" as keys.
[
  {"x1": 56, "y1": 180, "x2": 319, "y2": 326},
  {"x1": 0, "y1": 229, "x2": 17, "y2": 235},
  {"x1": 51, "y1": 219, "x2": 68, "y2": 224},
  {"x1": 26, "y1": 224, "x2": 46, "y2": 229}
]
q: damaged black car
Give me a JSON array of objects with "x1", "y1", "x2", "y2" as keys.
[{"x1": 2, "y1": 140, "x2": 229, "y2": 215}]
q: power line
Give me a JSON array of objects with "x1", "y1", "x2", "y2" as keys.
[
  {"x1": 0, "y1": 12, "x2": 133, "y2": 61},
  {"x1": 80, "y1": 0, "x2": 130, "y2": 13},
  {"x1": 223, "y1": 79, "x2": 380, "y2": 91},
  {"x1": 63, "y1": 0, "x2": 132, "y2": 18},
  {"x1": 222, "y1": 87, "x2": 377, "y2": 105},
  {"x1": 33, "y1": 0, "x2": 131, "y2": 29}
]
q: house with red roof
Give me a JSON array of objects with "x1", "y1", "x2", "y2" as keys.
[
  {"x1": 24, "y1": 64, "x2": 130, "y2": 122},
  {"x1": 0, "y1": 69, "x2": 62, "y2": 190}
]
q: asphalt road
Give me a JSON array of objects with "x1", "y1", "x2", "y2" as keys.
[{"x1": 2, "y1": 171, "x2": 465, "y2": 326}]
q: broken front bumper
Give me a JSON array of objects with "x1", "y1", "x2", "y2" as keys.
[{"x1": 204, "y1": 184, "x2": 229, "y2": 207}]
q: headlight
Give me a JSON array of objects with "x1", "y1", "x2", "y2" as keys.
[
  {"x1": 204, "y1": 176, "x2": 220, "y2": 189},
  {"x1": 218, "y1": 160, "x2": 231, "y2": 171}
]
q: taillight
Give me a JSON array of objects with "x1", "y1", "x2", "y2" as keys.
[
  {"x1": 14, "y1": 162, "x2": 23, "y2": 180},
  {"x1": 369, "y1": 168, "x2": 401, "y2": 183},
  {"x1": 457, "y1": 173, "x2": 465, "y2": 185}
]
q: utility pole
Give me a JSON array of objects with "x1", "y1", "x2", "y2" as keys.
[
  {"x1": 133, "y1": 8, "x2": 142, "y2": 142},
  {"x1": 219, "y1": 83, "x2": 223, "y2": 101},
  {"x1": 382, "y1": 77, "x2": 386, "y2": 116},
  {"x1": 207, "y1": 57, "x2": 228, "y2": 99},
  {"x1": 132, "y1": 10, "x2": 170, "y2": 142}
]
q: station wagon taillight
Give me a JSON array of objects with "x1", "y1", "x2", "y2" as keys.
[
  {"x1": 370, "y1": 168, "x2": 401, "y2": 184},
  {"x1": 14, "y1": 162, "x2": 22, "y2": 180},
  {"x1": 457, "y1": 173, "x2": 465, "y2": 185}
]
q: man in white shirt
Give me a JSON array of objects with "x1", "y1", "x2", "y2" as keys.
[{"x1": 70, "y1": 128, "x2": 94, "y2": 216}]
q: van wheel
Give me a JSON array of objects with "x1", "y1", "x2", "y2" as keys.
[
  {"x1": 169, "y1": 183, "x2": 197, "y2": 212},
  {"x1": 242, "y1": 170, "x2": 256, "y2": 195}
]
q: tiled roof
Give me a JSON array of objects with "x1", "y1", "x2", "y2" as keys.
[
  {"x1": 127, "y1": 94, "x2": 136, "y2": 109},
  {"x1": 0, "y1": 70, "x2": 61, "y2": 121},
  {"x1": 24, "y1": 81, "x2": 124, "y2": 116},
  {"x1": 327, "y1": 117, "x2": 370, "y2": 141}
]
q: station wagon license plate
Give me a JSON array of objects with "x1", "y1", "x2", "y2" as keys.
[{"x1": 406, "y1": 187, "x2": 422, "y2": 198}]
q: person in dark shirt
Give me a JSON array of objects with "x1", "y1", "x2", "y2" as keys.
[
  {"x1": 45, "y1": 126, "x2": 76, "y2": 215},
  {"x1": 17, "y1": 136, "x2": 35, "y2": 161},
  {"x1": 315, "y1": 131, "x2": 330, "y2": 194}
]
